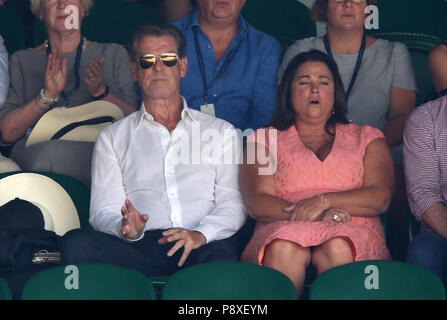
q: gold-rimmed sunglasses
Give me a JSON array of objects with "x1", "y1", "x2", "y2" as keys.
[{"x1": 136, "y1": 53, "x2": 180, "y2": 69}]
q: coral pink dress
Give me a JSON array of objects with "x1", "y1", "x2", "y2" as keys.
[{"x1": 241, "y1": 123, "x2": 391, "y2": 265}]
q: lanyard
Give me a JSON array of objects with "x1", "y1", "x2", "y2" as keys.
[
  {"x1": 46, "y1": 38, "x2": 84, "y2": 106},
  {"x1": 323, "y1": 33, "x2": 366, "y2": 113},
  {"x1": 192, "y1": 26, "x2": 242, "y2": 105}
]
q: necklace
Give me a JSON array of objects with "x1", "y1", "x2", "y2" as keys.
[{"x1": 43, "y1": 36, "x2": 87, "y2": 50}]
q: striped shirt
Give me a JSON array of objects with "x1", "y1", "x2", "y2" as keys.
[{"x1": 403, "y1": 95, "x2": 447, "y2": 232}]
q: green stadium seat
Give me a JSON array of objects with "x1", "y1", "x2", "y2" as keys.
[
  {"x1": 242, "y1": 0, "x2": 316, "y2": 52},
  {"x1": 369, "y1": 32, "x2": 443, "y2": 105},
  {"x1": 0, "y1": 171, "x2": 91, "y2": 229},
  {"x1": 310, "y1": 260, "x2": 446, "y2": 300},
  {"x1": 161, "y1": 261, "x2": 298, "y2": 300},
  {"x1": 0, "y1": 6, "x2": 26, "y2": 54},
  {"x1": 32, "y1": 0, "x2": 162, "y2": 48},
  {"x1": 374, "y1": 0, "x2": 447, "y2": 40},
  {"x1": 21, "y1": 263, "x2": 157, "y2": 300},
  {"x1": 0, "y1": 277, "x2": 12, "y2": 300}
]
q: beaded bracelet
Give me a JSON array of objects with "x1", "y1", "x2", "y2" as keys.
[
  {"x1": 40, "y1": 88, "x2": 59, "y2": 105},
  {"x1": 35, "y1": 96, "x2": 50, "y2": 111}
]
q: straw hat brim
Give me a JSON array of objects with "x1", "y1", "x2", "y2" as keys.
[{"x1": 26, "y1": 101, "x2": 124, "y2": 148}]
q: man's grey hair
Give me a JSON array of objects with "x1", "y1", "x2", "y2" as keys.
[{"x1": 129, "y1": 23, "x2": 187, "y2": 61}]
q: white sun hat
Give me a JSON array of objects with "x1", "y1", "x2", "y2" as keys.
[{"x1": 0, "y1": 173, "x2": 81, "y2": 236}]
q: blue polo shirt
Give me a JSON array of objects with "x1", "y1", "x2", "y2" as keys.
[{"x1": 172, "y1": 10, "x2": 282, "y2": 131}]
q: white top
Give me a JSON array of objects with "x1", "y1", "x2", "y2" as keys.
[
  {"x1": 90, "y1": 97, "x2": 246, "y2": 243},
  {"x1": 0, "y1": 35, "x2": 8, "y2": 106}
]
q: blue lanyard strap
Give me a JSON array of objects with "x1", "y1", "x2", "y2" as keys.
[
  {"x1": 46, "y1": 38, "x2": 84, "y2": 105},
  {"x1": 323, "y1": 33, "x2": 366, "y2": 113},
  {"x1": 192, "y1": 26, "x2": 242, "y2": 105}
]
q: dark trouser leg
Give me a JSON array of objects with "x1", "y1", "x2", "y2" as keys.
[
  {"x1": 386, "y1": 164, "x2": 409, "y2": 261},
  {"x1": 60, "y1": 229, "x2": 178, "y2": 277},
  {"x1": 406, "y1": 231, "x2": 447, "y2": 279},
  {"x1": 184, "y1": 233, "x2": 241, "y2": 267}
]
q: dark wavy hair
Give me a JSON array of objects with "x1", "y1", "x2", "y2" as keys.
[
  {"x1": 129, "y1": 23, "x2": 186, "y2": 61},
  {"x1": 268, "y1": 49, "x2": 349, "y2": 133}
]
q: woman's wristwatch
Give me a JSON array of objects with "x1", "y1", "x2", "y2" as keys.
[{"x1": 91, "y1": 85, "x2": 109, "y2": 101}]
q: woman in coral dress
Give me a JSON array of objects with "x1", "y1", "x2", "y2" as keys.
[{"x1": 240, "y1": 50, "x2": 393, "y2": 297}]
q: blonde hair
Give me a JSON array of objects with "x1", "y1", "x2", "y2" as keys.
[
  {"x1": 310, "y1": 0, "x2": 378, "y2": 23},
  {"x1": 30, "y1": 0, "x2": 94, "y2": 18}
]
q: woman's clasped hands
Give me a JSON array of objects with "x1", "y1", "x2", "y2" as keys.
[{"x1": 283, "y1": 196, "x2": 351, "y2": 223}]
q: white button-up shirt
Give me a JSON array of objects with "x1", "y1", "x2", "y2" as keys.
[
  {"x1": 90, "y1": 98, "x2": 246, "y2": 243},
  {"x1": 0, "y1": 35, "x2": 9, "y2": 106}
]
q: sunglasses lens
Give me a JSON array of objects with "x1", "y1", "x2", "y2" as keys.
[
  {"x1": 160, "y1": 54, "x2": 179, "y2": 67},
  {"x1": 138, "y1": 56, "x2": 155, "y2": 69}
]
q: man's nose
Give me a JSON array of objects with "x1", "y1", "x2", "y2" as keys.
[
  {"x1": 152, "y1": 57, "x2": 164, "y2": 72},
  {"x1": 343, "y1": 0, "x2": 355, "y2": 7}
]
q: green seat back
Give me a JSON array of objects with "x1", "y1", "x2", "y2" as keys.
[
  {"x1": 310, "y1": 260, "x2": 446, "y2": 300},
  {"x1": 21, "y1": 263, "x2": 156, "y2": 300},
  {"x1": 0, "y1": 171, "x2": 91, "y2": 229},
  {"x1": 0, "y1": 277, "x2": 12, "y2": 300},
  {"x1": 375, "y1": 0, "x2": 447, "y2": 39},
  {"x1": 0, "y1": 6, "x2": 26, "y2": 54},
  {"x1": 242, "y1": 0, "x2": 316, "y2": 53},
  {"x1": 369, "y1": 32, "x2": 442, "y2": 105},
  {"x1": 162, "y1": 261, "x2": 297, "y2": 300},
  {"x1": 32, "y1": 0, "x2": 162, "y2": 48}
]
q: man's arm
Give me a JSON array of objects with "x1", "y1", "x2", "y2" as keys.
[
  {"x1": 429, "y1": 42, "x2": 447, "y2": 94},
  {"x1": 193, "y1": 125, "x2": 246, "y2": 242},
  {"x1": 246, "y1": 38, "x2": 282, "y2": 130},
  {"x1": 90, "y1": 128, "x2": 147, "y2": 241},
  {"x1": 403, "y1": 105, "x2": 447, "y2": 239},
  {"x1": 382, "y1": 87, "x2": 416, "y2": 148},
  {"x1": 422, "y1": 203, "x2": 447, "y2": 239}
]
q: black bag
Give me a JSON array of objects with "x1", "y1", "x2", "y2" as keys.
[{"x1": 0, "y1": 198, "x2": 62, "y2": 299}]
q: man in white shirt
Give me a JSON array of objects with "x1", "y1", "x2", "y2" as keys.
[
  {"x1": 0, "y1": 35, "x2": 8, "y2": 106},
  {"x1": 61, "y1": 23, "x2": 246, "y2": 276}
]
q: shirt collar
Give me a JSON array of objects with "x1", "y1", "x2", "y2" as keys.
[
  {"x1": 135, "y1": 96, "x2": 199, "y2": 130},
  {"x1": 186, "y1": 9, "x2": 248, "y2": 38}
]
